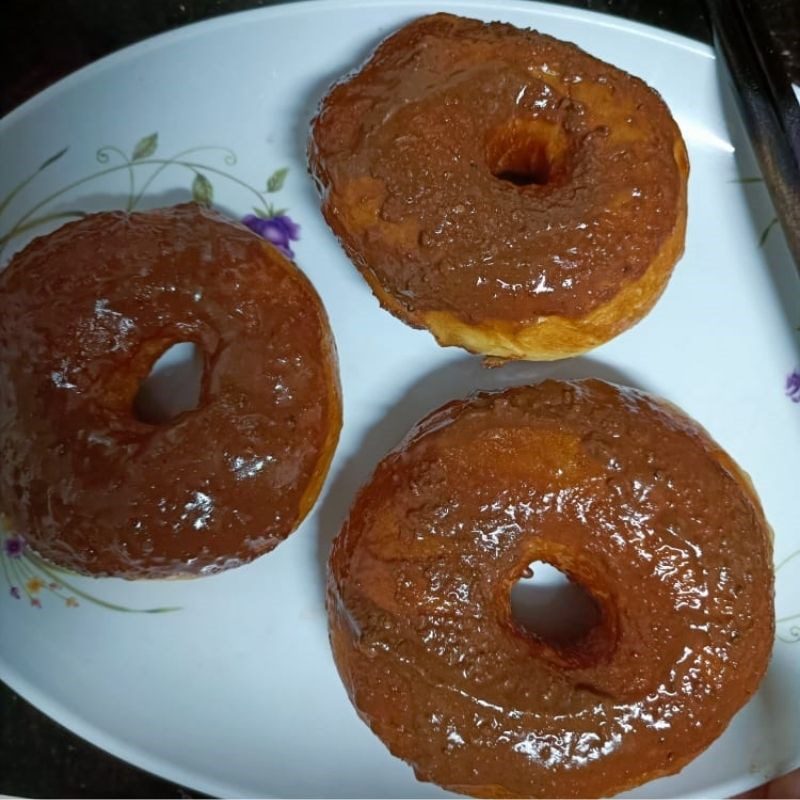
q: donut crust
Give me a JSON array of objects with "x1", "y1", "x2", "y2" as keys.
[
  {"x1": 310, "y1": 13, "x2": 689, "y2": 360},
  {"x1": 328, "y1": 380, "x2": 774, "y2": 798},
  {"x1": 0, "y1": 204, "x2": 341, "y2": 578}
]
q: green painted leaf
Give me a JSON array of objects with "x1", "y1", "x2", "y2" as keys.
[
  {"x1": 38, "y1": 146, "x2": 69, "y2": 172},
  {"x1": 192, "y1": 172, "x2": 214, "y2": 205},
  {"x1": 731, "y1": 176, "x2": 764, "y2": 184},
  {"x1": 266, "y1": 167, "x2": 288, "y2": 193},
  {"x1": 132, "y1": 132, "x2": 158, "y2": 161},
  {"x1": 271, "y1": 207, "x2": 287, "y2": 217},
  {"x1": 759, "y1": 217, "x2": 778, "y2": 247},
  {"x1": 253, "y1": 206, "x2": 270, "y2": 218}
]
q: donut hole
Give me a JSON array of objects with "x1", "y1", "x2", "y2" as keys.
[
  {"x1": 510, "y1": 561, "x2": 600, "y2": 646},
  {"x1": 133, "y1": 342, "x2": 204, "y2": 424},
  {"x1": 486, "y1": 119, "x2": 570, "y2": 187}
]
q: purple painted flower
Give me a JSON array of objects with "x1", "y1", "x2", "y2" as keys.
[
  {"x1": 242, "y1": 214, "x2": 300, "y2": 259},
  {"x1": 9, "y1": 587, "x2": 20, "y2": 600},
  {"x1": 3, "y1": 534, "x2": 25, "y2": 558},
  {"x1": 786, "y1": 370, "x2": 800, "y2": 403}
]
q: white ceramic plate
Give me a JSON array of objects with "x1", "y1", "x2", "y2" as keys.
[{"x1": 1, "y1": 2, "x2": 799, "y2": 797}]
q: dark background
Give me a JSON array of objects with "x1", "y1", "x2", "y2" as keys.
[
  {"x1": 0, "y1": 0, "x2": 796, "y2": 797},
  {"x1": 2, "y1": 0, "x2": 713, "y2": 117}
]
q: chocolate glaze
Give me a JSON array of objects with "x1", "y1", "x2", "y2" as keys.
[
  {"x1": 310, "y1": 13, "x2": 687, "y2": 325},
  {"x1": 0, "y1": 204, "x2": 340, "y2": 578},
  {"x1": 329, "y1": 380, "x2": 773, "y2": 798}
]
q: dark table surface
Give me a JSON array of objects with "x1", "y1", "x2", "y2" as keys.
[{"x1": 0, "y1": 0, "x2": 796, "y2": 797}]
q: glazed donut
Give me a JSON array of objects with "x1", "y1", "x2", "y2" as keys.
[
  {"x1": 0, "y1": 203, "x2": 341, "y2": 578},
  {"x1": 310, "y1": 13, "x2": 689, "y2": 360},
  {"x1": 328, "y1": 380, "x2": 774, "y2": 798}
]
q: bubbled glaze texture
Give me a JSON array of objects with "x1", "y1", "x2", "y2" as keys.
[
  {"x1": 328, "y1": 380, "x2": 774, "y2": 798},
  {"x1": 310, "y1": 13, "x2": 687, "y2": 326},
  {"x1": 0, "y1": 204, "x2": 340, "y2": 577}
]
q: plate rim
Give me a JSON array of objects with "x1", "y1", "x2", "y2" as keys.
[
  {"x1": 0, "y1": 0, "x2": 712, "y2": 131},
  {"x1": 0, "y1": 647, "x2": 775, "y2": 799},
  {"x1": 0, "y1": 2, "x2": 772, "y2": 799},
  {"x1": 0, "y1": 657, "x2": 248, "y2": 798}
]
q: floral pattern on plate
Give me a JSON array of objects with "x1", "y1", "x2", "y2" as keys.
[
  {"x1": 0, "y1": 134, "x2": 301, "y2": 613},
  {"x1": 777, "y1": 549, "x2": 800, "y2": 644},
  {"x1": 0, "y1": 132, "x2": 299, "y2": 259},
  {"x1": 733, "y1": 174, "x2": 799, "y2": 403},
  {"x1": 0, "y1": 521, "x2": 179, "y2": 613}
]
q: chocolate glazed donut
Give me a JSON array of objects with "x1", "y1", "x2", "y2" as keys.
[
  {"x1": 310, "y1": 13, "x2": 689, "y2": 360},
  {"x1": 0, "y1": 204, "x2": 341, "y2": 578},
  {"x1": 328, "y1": 380, "x2": 774, "y2": 798}
]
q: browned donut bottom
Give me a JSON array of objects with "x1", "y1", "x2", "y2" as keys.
[
  {"x1": 328, "y1": 380, "x2": 773, "y2": 798},
  {"x1": 310, "y1": 13, "x2": 689, "y2": 360},
  {"x1": 0, "y1": 204, "x2": 341, "y2": 578}
]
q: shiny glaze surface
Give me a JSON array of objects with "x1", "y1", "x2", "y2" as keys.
[
  {"x1": 328, "y1": 380, "x2": 774, "y2": 798},
  {"x1": 0, "y1": 204, "x2": 341, "y2": 577},
  {"x1": 310, "y1": 13, "x2": 687, "y2": 325}
]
